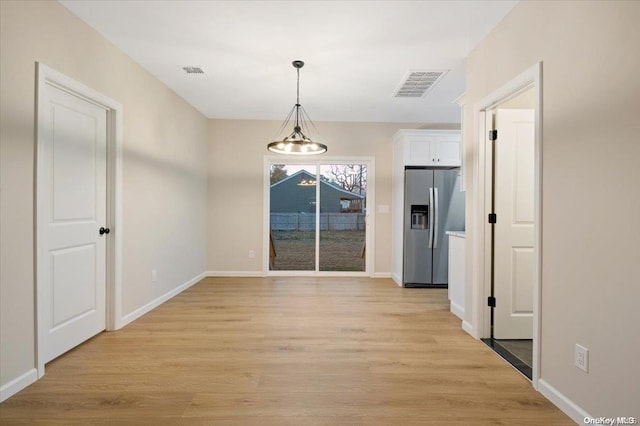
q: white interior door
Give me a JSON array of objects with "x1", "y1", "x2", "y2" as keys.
[
  {"x1": 494, "y1": 109, "x2": 535, "y2": 339},
  {"x1": 39, "y1": 82, "x2": 108, "y2": 362}
]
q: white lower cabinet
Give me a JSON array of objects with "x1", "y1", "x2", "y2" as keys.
[{"x1": 447, "y1": 232, "x2": 465, "y2": 319}]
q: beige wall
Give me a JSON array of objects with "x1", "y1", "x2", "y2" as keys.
[
  {"x1": 0, "y1": 0, "x2": 208, "y2": 389},
  {"x1": 207, "y1": 120, "x2": 459, "y2": 274},
  {"x1": 465, "y1": 0, "x2": 640, "y2": 417}
]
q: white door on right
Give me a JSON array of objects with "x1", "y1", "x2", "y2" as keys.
[{"x1": 494, "y1": 109, "x2": 535, "y2": 339}]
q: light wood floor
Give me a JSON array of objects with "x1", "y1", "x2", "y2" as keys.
[{"x1": 0, "y1": 277, "x2": 573, "y2": 425}]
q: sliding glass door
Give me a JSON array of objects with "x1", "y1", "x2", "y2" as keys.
[
  {"x1": 269, "y1": 164, "x2": 316, "y2": 271},
  {"x1": 318, "y1": 164, "x2": 366, "y2": 271},
  {"x1": 268, "y1": 161, "x2": 368, "y2": 273}
]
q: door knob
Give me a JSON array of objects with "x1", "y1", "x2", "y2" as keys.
[{"x1": 99, "y1": 227, "x2": 110, "y2": 235}]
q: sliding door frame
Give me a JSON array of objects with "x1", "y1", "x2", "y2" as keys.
[{"x1": 263, "y1": 156, "x2": 375, "y2": 277}]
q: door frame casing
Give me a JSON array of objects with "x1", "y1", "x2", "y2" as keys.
[
  {"x1": 470, "y1": 62, "x2": 543, "y2": 388},
  {"x1": 263, "y1": 156, "x2": 375, "y2": 277},
  {"x1": 35, "y1": 63, "x2": 123, "y2": 377}
]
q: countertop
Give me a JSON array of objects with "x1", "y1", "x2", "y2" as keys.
[{"x1": 446, "y1": 231, "x2": 466, "y2": 238}]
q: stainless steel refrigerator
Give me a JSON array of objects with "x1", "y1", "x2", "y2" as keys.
[{"x1": 403, "y1": 167, "x2": 465, "y2": 287}]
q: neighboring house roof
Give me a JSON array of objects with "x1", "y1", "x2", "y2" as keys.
[{"x1": 271, "y1": 170, "x2": 365, "y2": 199}]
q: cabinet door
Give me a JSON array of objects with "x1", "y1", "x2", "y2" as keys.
[
  {"x1": 435, "y1": 136, "x2": 461, "y2": 166},
  {"x1": 447, "y1": 235, "x2": 465, "y2": 319},
  {"x1": 405, "y1": 136, "x2": 435, "y2": 165}
]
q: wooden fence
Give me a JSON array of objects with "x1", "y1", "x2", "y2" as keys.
[{"x1": 270, "y1": 213, "x2": 366, "y2": 231}]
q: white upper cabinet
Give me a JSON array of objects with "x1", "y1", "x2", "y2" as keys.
[
  {"x1": 393, "y1": 130, "x2": 461, "y2": 167},
  {"x1": 435, "y1": 136, "x2": 461, "y2": 166},
  {"x1": 405, "y1": 133, "x2": 434, "y2": 165}
]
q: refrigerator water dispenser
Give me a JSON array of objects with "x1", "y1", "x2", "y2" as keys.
[{"x1": 410, "y1": 205, "x2": 429, "y2": 230}]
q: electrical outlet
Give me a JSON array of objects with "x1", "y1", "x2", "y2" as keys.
[
  {"x1": 575, "y1": 344, "x2": 588, "y2": 372},
  {"x1": 151, "y1": 269, "x2": 157, "y2": 283},
  {"x1": 248, "y1": 250, "x2": 255, "y2": 259}
]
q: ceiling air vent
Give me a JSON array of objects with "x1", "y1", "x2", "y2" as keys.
[
  {"x1": 182, "y1": 66, "x2": 205, "y2": 75},
  {"x1": 394, "y1": 70, "x2": 448, "y2": 98}
]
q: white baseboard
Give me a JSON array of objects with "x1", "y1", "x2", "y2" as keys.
[
  {"x1": 0, "y1": 368, "x2": 38, "y2": 402},
  {"x1": 391, "y1": 273, "x2": 402, "y2": 286},
  {"x1": 538, "y1": 379, "x2": 591, "y2": 424},
  {"x1": 462, "y1": 320, "x2": 476, "y2": 337},
  {"x1": 206, "y1": 271, "x2": 264, "y2": 277},
  {"x1": 371, "y1": 272, "x2": 391, "y2": 279},
  {"x1": 450, "y1": 301, "x2": 465, "y2": 319},
  {"x1": 119, "y1": 271, "x2": 206, "y2": 327}
]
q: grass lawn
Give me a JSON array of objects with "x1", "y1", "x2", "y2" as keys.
[{"x1": 270, "y1": 230, "x2": 365, "y2": 271}]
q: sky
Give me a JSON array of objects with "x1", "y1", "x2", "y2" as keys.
[
  {"x1": 276, "y1": 164, "x2": 366, "y2": 176},
  {"x1": 282, "y1": 164, "x2": 315, "y2": 175}
]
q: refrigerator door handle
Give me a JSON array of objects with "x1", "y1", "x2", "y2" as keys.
[
  {"x1": 428, "y1": 187, "x2": 434, "y2": 249},
  {"x1": 433, "y1": 187, "x2": 439, "y2": 248}
]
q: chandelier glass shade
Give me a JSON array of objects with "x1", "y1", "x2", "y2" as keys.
[{"x1": 267, "y1": 60, "x2": 327, "y2": 155}]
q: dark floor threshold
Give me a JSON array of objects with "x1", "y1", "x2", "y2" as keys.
[
  {"x1": 481, "y1": 338, "x2": 532, "y2": 380},
  {"x1": 403, "y1": 283, "x2": 448, "y2": 288}
]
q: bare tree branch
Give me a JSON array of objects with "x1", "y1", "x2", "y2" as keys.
[{"x1": 325, "y1": 164, "x2": 366, "y2": 194}]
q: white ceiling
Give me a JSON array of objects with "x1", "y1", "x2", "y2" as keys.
[{"x1": 59, "y1": 0, "x2": 518, "y2": 123}]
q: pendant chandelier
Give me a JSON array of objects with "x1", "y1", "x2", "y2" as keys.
[{"x1": 267, "y1": 60, "x2": 327, "y2": 155}]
